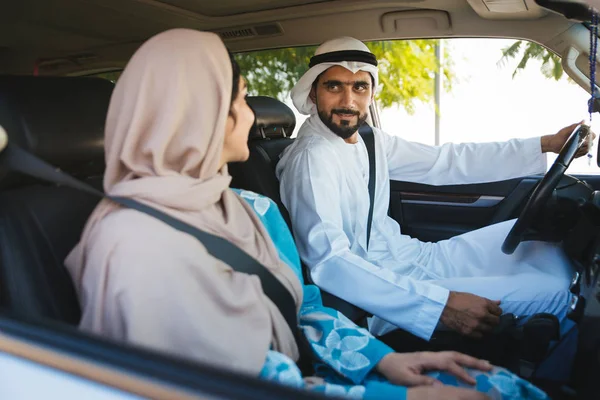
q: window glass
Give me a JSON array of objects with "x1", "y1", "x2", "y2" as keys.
[
  {"x1": 377, "y1": 38, "x2": 598, "y2": 174},
  {"x1": 240, "y1": 39, "x2": 599, "y2": 174}
]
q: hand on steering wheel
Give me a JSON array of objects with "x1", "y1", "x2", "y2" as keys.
[{"x1": 502, "y1": 124, "x2": 592, "y2": 254}]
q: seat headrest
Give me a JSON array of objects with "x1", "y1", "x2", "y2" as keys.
[
  {"x1": 247, "y1": 96, "x2": 295, "y2": 140},
  {"x1": 0, "y1": 75, "x2": 113, "y2": 186}
]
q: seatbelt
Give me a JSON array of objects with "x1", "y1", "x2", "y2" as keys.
[
  {"x1": 358, "y1": 124, "x2": 376, "y2": 249},
  {"x1": 0, "y1": 140, "x2": 301, "y2": 341}
]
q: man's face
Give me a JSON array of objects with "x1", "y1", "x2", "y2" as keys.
[{"x1": 309, "y1": 66, "x2": 373, "y2": 139}]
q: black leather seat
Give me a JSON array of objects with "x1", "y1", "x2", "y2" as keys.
[
  {"x1": 0, "y1": 75, "x2": 113, "y2": 325},
  {"x1": 229, "y1": 96, "x2": 295, "y2": 226}
]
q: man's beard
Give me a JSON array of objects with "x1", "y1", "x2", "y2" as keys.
[{"x1": 318, "y1": 108, "x2": 368, "y2": 139}]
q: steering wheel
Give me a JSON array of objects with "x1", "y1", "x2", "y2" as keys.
[{"x1": 502, "y1": 124, "x2": 590, "y2": 255}]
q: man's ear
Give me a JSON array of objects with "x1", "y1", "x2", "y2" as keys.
[{"x1": 309, "y1": 86, "x2": 317, "y2": 105}]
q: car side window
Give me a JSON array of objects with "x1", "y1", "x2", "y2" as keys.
[{"x1": 376, "y1": 38, "x2": 599, "y2": 175}]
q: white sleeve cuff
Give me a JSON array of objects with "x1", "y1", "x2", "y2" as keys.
[
  {"x1": 523, "y1": 136, "x2": 547, "y2": 175},
  {"x1": 411, "y1": 285, "x2": 450, "y2": 340}
]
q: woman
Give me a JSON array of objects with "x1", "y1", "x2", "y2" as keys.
[{"x1": 65, "y1": 29, "x2": 547, "y2": 400}]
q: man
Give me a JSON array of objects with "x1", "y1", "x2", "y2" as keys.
[{"x1": 276, "y1": 36, "x2": 594, "y2": 341}]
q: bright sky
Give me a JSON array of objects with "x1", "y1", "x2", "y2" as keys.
[{"x1": 378, "y1": 38, "x2": 600, "y2": 175}]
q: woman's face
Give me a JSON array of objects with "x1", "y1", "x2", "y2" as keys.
[{"x1": 221, "y1": 77, "x2": 254, "y2": 167}]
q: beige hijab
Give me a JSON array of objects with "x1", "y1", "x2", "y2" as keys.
[{"x1": 65, "y1": 29, "x2": 303, "y2": 373}]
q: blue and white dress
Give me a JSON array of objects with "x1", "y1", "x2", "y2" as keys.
[{"x1": 235, "y1": 189, "x2": 548, "y2": 400}]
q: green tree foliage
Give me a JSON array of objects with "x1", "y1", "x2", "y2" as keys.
[
  {"x1": 498, "y1": 40, "x2": 564, "y2": 80},
  {"x1": 236, "y1": 40, "x2": 453, "y2": 112}
]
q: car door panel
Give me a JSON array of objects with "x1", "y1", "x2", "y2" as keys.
[
  {"x1": 389, "y1": 177, "x2": 543, "y2": 242},
  {"x1": 0, "y1": 317, "x2": 324, "y2": 400},
  {"x1": 391, "y1": 173, "x2": 600, "y2": 243}
]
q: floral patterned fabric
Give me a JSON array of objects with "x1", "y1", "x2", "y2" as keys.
[
  {"x1": 261, "y1": 350, "x2": 549, "y2": 400},
  {"x1": 235, "y1": 189, "x2": 549, "y2": 400}
]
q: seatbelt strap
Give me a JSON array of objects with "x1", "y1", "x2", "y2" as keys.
[
  {"x1": 358, "y1": 124, "x2": 376, "y2": 250},
  {"x1": 0, "y1": 141, "x2": 300, "y2": 340}
]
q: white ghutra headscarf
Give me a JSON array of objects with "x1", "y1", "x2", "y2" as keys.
[{"x1": 291, "y1": 36, "x2": 379, "y2": 115}]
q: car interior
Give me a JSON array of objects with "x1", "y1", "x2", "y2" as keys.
[{"x1": 1, "y1": 0, "x2": 600, "y2": 399}]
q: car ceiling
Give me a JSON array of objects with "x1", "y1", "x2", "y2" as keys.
[{"x1": 0, "y1": 0, "x2": 578, "y2": 75}]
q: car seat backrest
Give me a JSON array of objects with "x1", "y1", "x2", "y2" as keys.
[
  {"x1": 229, "y1": 96, "x2": 296, "y2": 227},
  {"x1": 0, "y1": 75, "x2": 113, "y2": 324}
]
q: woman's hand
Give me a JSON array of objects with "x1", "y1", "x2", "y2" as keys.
[
  {"x1": 376, "y1": 351, "x2": 492, "y2": 386},
  {"x1": 407, "y1": 386, "x2": 490, "y2": 400}
]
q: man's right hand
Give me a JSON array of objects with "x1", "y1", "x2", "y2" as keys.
[
  {"x1": 407, "y1": 386, "x2": 490, "y2": 400},
  {"x1": 440, "y1": 291, "x2": 503, "y2": 338}
]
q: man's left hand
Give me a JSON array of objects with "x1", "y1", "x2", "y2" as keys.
[
  {"x1": 541, "y1": 121, "x2": 597, "y2": 157},
  {"x1": 376, "y1": 351, "x2": 492, "y2": 387}
]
